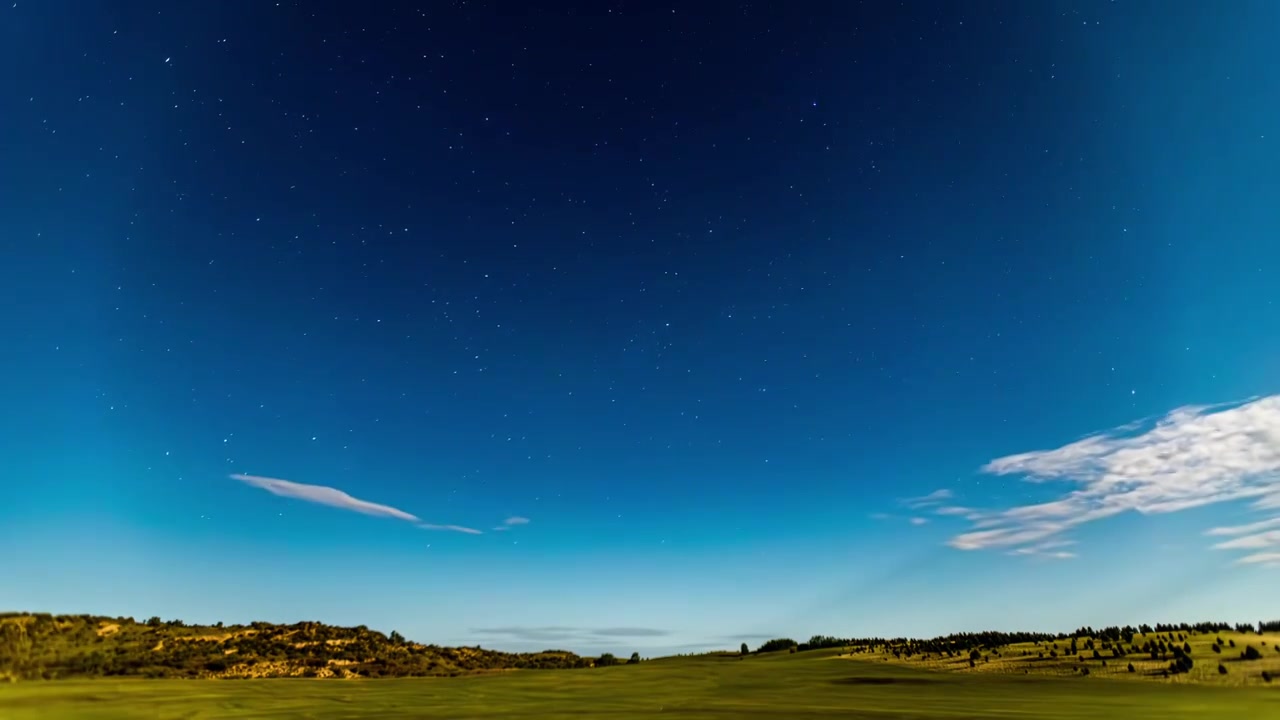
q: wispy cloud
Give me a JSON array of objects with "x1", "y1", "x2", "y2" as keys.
[
  {"x1": 1007, "y1": 539, "x2": 1077, "y2": 560},
  {"x1": 231, "y1": 474, "x2": 419, "y2": 522},
  {"x1": 492, "y1": 516, "x2": 531, "y2": 531},
  {"x1": 470, "y1": 626, "x2": 670, "y2": 645},
  {"x1": 1236, "y1": 552, "x2": 1280, "y2": 566},
  {"x1": 1205, "y1": 517, "x2": 1280, "y2": 537},
  {"x1": 231, "y1": 473, "x2": 483, "y2": 534},
  {"x1": 904, "y1": 489, "x2": 953, "y2": 509},
  {"x1": 418, "y1": 523, "x2": 483, "y2": 535},
  {"x1": 909, "y1": 517, "x2": 929, "y2": 526},
  {"x1": 941, "y1": 395, "x2": 1280, "y2": 563}
]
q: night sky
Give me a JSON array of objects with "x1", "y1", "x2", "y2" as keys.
[{"x1": 3, "y1": 1, "x2": 1279, "y2": 655}]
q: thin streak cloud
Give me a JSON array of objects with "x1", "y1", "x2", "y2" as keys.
[
  {"x1": 418, "y1": 523, "x2": 484, "y2": 535},
  {"x1": 231, "y1": 473, "x2": 419, "y2": 522},
  {"x1": 232, "y1": 473, "x2": 483, "y2": 534}
]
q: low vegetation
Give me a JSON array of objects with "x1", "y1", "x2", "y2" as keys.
[
  {"x1": 830, "y1": 622, "x2": 1280, "y2": 688},
  {"x1": 3, "y1": 646, "x2": 1278, "y2": 719},
  {"x1": 0, "y1": 613, "x2": 605, "y2": 680},
  {"x1": 4, "y1": 612, "x2": 1279, "y2": 697}
]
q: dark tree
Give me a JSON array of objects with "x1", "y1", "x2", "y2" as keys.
[
  {"x1": 756, "y1": 638, "x2": 798, "y2": 654},
  {"x1": 627, "y1": 652, "x2": 640, "y2": 665},
  {"x1": 1219, "y1": 663, "x2": 1227, "y2": 675},
  {"x1": 740, "y1": 643, "x2": 749, "y2": 656},
  {"x1": 1242, "y1": 645, "x2": 1263, "y2": 660},
  {"x1": 595, "y1": 653, "x2": 619, "y2": 667},
  {"x1": 1127, "y1": 663, "x2": 1135, "y2": 673}
]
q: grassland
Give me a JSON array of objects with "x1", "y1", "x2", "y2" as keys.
[
  {"x1": 3, "y1": 647, "x2": 1278, "y2": 719},
  {"x1": 4, "y1": 615, "x2": 1277, "y2": 718},
  {"x1": 851, "y1": 630, "x2": 1280, "y2": 688}
]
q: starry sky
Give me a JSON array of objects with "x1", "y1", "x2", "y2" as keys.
[{"x1": 3, "y1": 1, "x2": 1279, "y2": 656}]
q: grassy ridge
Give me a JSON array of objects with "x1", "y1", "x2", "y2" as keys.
[
  {"x1": 2, "y1": 648, "x2": 1278, "y2": 719},
  {"x1": 0, "y1": 613, "x2": 590, "y2": 680},
  {"x1": 852, "y1": 630, "x2": 1280, "y2": 688}
]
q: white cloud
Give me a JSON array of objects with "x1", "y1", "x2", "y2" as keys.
[
  {"x1": 231, "y1": 474, "x2": 419, "y2": 522},
  {"x1": 904, "y1": 489, "x2": 953, "y2": 509},
  {"x1": 1255, "y1": 493, "x2": 1280, "y2": 510},
  {"x1": 418, "y1": 523, "x2": 483, "y2": 535},
  {"x1": 1237, "y1": 552, "x2": 1280, "y2": 566},
  {"x1": 504, "y1": 516, "x2": 530, "y2": 526},
  {"x1": 1211, "y1": 530, "x2": 1280, "y2": 550},
  {"x1": 1205, "y1": 517, "x2": 1280, "y2": 536},
  {"x1": 1007, "y1": 539, "x2": 1077, "y2": 559},
  {"x1": 232, "y1": 473, "x2": 484, "y2": 535},
  {"x1": 909, "y1": 517, "x2": 929, "y2": 526},
  {"x1": 944, "y1": 395, "x2": 1280, "y2": 564}
]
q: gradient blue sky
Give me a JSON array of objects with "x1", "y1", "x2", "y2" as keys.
[{"x1": 3, "y1": 1, "x2": 1279, "y2": 656}]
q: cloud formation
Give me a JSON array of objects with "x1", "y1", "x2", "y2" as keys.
[
  {"x1": 470, "y1": 626, "x2": 670, "y2": 645},
  {"x1": 504, "y1": 516, "x2": 531, "y2": 526},
  {"x1": 418, "y1": 523, "x2": 484, "y2": 535},
  {"x1": 231, "y1": 473, "x2": 483, "y2": 534},
  {"x1": 938, "y1": 395, "x2": 1280, "y2": 562},
  {"x1": 904, "y1": 489, "x2": 953, "y2": 509},
  {"x1": 1006, "y1": 539, "x2": 1077, "y2": 560},
  {"x1": 231, "y1": 474, "x2": 420, "y2": 522}
]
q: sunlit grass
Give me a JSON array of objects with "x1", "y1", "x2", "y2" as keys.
[
  {"x1": 3, "y1": 644, "x2": 1278, "y2": 719},
  {"x1": 845, "y1": 630, "x2": 1280, "y2": 688}
]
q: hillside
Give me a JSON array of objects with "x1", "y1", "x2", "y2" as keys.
[
  {"x1": 845, "y1": 628, "x2": 1280, "y2": 688},
  {"x1": 0, "y1": 613, "x2": 591, "y2": 681}
]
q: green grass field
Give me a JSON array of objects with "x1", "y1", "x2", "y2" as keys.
[
  {"x1": 3, "y1": 648, "x2": 1277, "y2": 719},
  {"x1": 854, "y1": 630, "x2": 1280, "y2": 687}
]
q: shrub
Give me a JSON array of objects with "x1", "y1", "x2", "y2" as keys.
[
  {"x1": 1127, "y1": 663, "x2": 1135, "y2": 673},
  {"x1": 1262, "y1": 671, "x2": 1271, "y2": 682},
  {"x1": 1241, "y1": 646, "x2": 1263, "y2": 661},
  {"x1": 1219, "y1": 663, "x2": 1227, "y2": 675},
  {"x1": 1212, "y1": 644, "x2": 1221, "y2": 653}
]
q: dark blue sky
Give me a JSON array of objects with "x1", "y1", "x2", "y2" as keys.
[{"x1": 4, "y1": 1, "x2": 1279, "y2": 653}]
